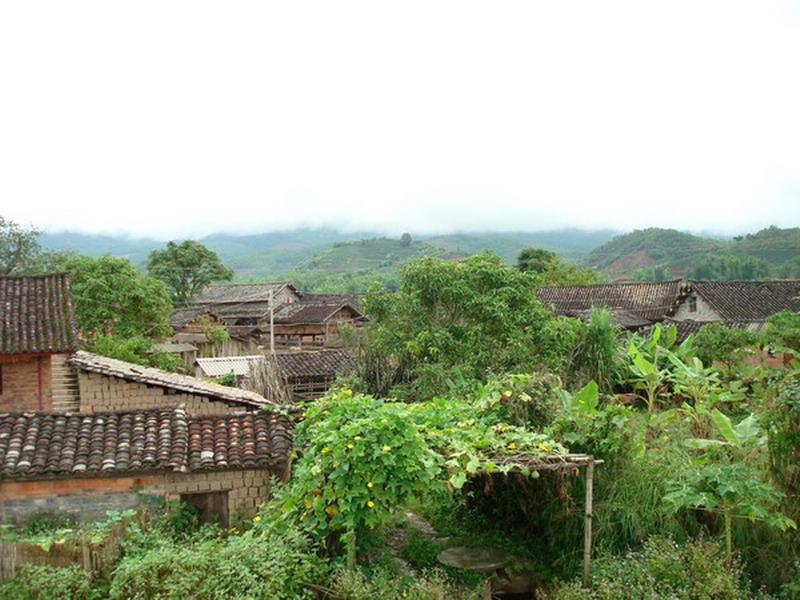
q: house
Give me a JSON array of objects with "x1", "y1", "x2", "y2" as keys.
[
  {"x1": 673, "y1": 280, "x2": 800, "y2": 322},
  {"x1": 0, "y1": 407, "x2": 291, "y2": 526},
  {"x1": 69, "y1": 351, "x2": 278, "y2": 415},
  {"x1": 169, "y1": 307, "x2": 259, "y2": 357},
  {"x1": 192, "y1": 282, "x2": 302, "y2": 326},
  {"x1": 536, "y1": 279, "x2": 686, "y2": 329},
  {"x1": 271, "y1": 349, "x2": 353, "y2": 400},
  {"x1": 195, "y1": 349, "x2": 353, "y2": 400},
  {"x1": 271, "y1": 298, "x2": 365, "y2": 348},
  {"x1": 191, "y1": 284, "x2": 366, "y2": 349},
  {"x1": 0, "y1": 274, "x2": 80, "y2": 412}
]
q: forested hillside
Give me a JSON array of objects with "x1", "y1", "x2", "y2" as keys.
[{"x1": 586, "y1": 227, "x2": 800, "y2": 280}]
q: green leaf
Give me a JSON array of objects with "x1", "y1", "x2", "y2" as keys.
[{"x1": 711, "y1": 409, "x2": 739, "y2": 446}]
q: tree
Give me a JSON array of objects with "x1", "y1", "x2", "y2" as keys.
[
  {"x1": 147, "y1": 240, "x2": 233, "y2": 305},
  {"x1": 359, "y1": 252, "x2": 564, "y2": 399},
  {"x1": 399, "y1": 233, "x2": 412, "y2": 247},
  {"x1": 517, "y1": 247, "x2": 601, "y2": 285},
  {"x1": 692, "y1": 322, "x2": 757, "y2": 374},
  {"x1": 64, "y1": 255, "x2": 173, "y2": 340},
  {"x1": 0, "y1": 216, "x2": 43, "y2": 275},
  {"x1": 688, "y1": 254, "x2": 771, "y2": 280}
]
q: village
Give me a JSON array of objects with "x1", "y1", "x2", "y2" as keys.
[
  {"x1": 2, "y1": 2, "x2": 800, "y2": 597},
  {"x1": 1, "y1": 253, "x2": 799, "y2": 597}
]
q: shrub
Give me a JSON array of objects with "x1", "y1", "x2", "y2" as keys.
[
  {"x1": 110, "y1": 528, "x2": 325, "y2": 599},
  {"x1": 330, "y1": 567, "x2": 481, "y2": 600},
  {"x1": 0, "y1": 564, "x2": 104, "y2": 600},
  {"x1": 541, "y1": 537, "x2": 759, "y2": 600},
  {"x1": 269, "y1": 391, "x2": 439, "y2": 562}
]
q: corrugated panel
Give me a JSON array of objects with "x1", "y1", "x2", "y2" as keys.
[{"x1": 195, "y1": 355, "x2": 264, "y2": 377}]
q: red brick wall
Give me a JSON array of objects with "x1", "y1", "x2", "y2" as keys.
[{"x1": 0, "y1": 356, "x2": 52, "y2": 412}]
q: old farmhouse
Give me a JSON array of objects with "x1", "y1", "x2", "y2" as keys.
[
  {"x1": 0, "y1": 274, "x2": 293, "y2": 528},
  {"x1": 536, "y1": 279, "x2": 687, "y2": 330},
  {"x1": 538, "y1": 279, "x2": 800, "y2": 343},
  {"x1": 189, "y1": 283, "x2": 366, "y2": 349},
  {"x1": 0, "y1": 407, "x2": 291, "y2": 526},
  {"x1": 0, "y1": 273, "x2": 80, "y2": 412},
  {"x1": 195, "y1": 349, "x2": 353, "y2": 401}
]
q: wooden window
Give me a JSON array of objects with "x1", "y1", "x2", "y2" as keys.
[
  {"x1": 180, "y1": 491, "x2": 230, "y2": 528},
  {"x1": 689, "y1": 295, "x2": 697, "y2": 313}
]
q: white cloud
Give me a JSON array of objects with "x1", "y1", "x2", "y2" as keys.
[{"x1": 1, "y1": 1, "x2": 798, "y2": 238}]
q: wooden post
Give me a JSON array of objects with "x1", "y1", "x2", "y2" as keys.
[{"x1": 583, "y1": 457, "x2": 594, "y2": 588}]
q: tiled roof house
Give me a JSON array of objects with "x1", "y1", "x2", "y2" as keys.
[
  {"x1": 0, "y1": 407, "x2": 292, "y2": 526},
  {"x1": 536, "y1": 279, "x2": 686, "y2": 328},
  {"x1": 0, "y1": 274, "x2": 79, "y2": 412}
]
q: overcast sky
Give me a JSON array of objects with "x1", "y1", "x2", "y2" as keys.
[{"x1": 1, "y1": 1, "x2": 799, "y2": 239}]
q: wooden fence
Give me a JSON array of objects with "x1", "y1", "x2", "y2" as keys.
[{"x1": 0, "y1": 524, "x2": 124, "y2": 580}]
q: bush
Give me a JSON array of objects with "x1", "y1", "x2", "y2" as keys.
[
  {"x1": 110, "y1": 527, "x2": 325, "y2": 599},
  {"x1": 0, "y1": 564, "x2": 104, "y2": 600},
  {"x1": 541, "y1": 537, "x2": 759, "y2": 600},
  {"x1": 330, "y1": 567, "x2": 481, "y2": 600}
]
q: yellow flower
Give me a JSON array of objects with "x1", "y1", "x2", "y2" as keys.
[
  {"x1": 367, "y1": 501, "x2": 375, "y2": 508},
  {"x1": 508, "y1": 442, "x2": 517, "y2": 450},
  {"x1": 253, "y1": 515, "x2": 262, "y2": 522},
  {"x1": 367, "y1": 482, "x2": 374, "y2": 488},
  {"x1": 538, "y1": 442, "x2": 551, "y2": 452},
  {"x1": 382, "y1": 445, "x2": 391, "y2": 452},
  {"x1": 325, "y1": 504, "x2": 339, "y2": 516},
  {"x1": 321, "y1": 447, "x2": 330, "y2": 454},
  {"x1": 354, "y1": 436, "x2": 363, "y2": 441},
  {"x1": 347, "y1": 443, "x2": 354, "y2": 450}
]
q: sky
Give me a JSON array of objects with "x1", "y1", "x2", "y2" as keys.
[{"x1": 1, "y1": 1, "x2": 799, "y2": 239}]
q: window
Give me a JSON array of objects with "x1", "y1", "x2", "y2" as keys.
[
  {"x1": 689, "y1": 295, "x2": 697, "y2": 313},
  {"x1": 180, "y1": 491, "x2": 230, "y2": 528}
]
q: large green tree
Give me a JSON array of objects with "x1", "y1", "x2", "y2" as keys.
[
  {"x1": 359, "y1": 252, "x2": 571, "y2": 399},
  {"x1": 147, "y1": 240, "x2": 233, "y2": 305},
  {"x1": 64, "y1": 255, "x2": 173, "y2": 340}
]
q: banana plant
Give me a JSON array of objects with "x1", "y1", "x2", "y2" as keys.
[
  {"x1": 684, "y1": 410, "x2": 766, "y2": 463},
  {"x1": 627, "y1": 341, "x2": 669, "y2": 414}
]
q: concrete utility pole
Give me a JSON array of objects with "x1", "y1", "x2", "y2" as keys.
[{"x1": 269, "y1": 289, "x2": 275, "y2": 354}]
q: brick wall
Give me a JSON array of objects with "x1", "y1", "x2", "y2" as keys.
[
  {"x1": 0, "y1": 356, "x2": 52, "y2": 412},
  {"x1": 0, "y1": 469, "x2": 271, "y2": 525},
  {"x1": 77, "y1": 371, "x2": 253, "y2": 415}
]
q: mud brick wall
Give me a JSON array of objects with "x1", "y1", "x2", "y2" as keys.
[
  {"x1": 77, "y1": 371, "x2": 252, "y2": 415},
  {"x1": 0, "y1": 469, "x2": 271, "y2": 526}
]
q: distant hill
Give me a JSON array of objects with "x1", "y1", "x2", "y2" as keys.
[
  {"x1": 39, "y1": 228, "x2": 616, "y2": 282},
  {"x1": 280, "y1": 237, "x2": 463, "y2": 292},
  {"x1": 40, "y1": 228, "x2": 367, "y2": 279},
  {"x1": 585, "y1": 227, "x2": 800, "y2": 280},
  {"x1": 421, "y1": 229, "x2": 617, "y2": 263}
]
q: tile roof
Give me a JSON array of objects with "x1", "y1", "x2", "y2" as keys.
[
  {"x1": 536, "y1": 279, "x2": 685, "y2": 322},
  {"x1": 689, "y1": 280, "x2": 800, "y2": 321},
  {"x1": 193, "y1": 282, "x2": 298, "y2": 305},
  {"x1": 169, "y1": 307, "x2": 218, "y2": 327},
  {"x1": 0, "y1": 273, "x2": 78, "y2": 355},
  {"x1": 273, "y1": 349, "x2": 353, "y2": 381},
  {"x1": 273, "y1": 301, "x2": 363, "y2": 325},
  {"x1": 69, "y1": 351, "x2": 280, "y2": 410},
  {"x1": 0, "y1": 407, "x2": 292, "y2": 480},
  {"x1": 196, "y1": 350, "x2": 353, "y2": 381}
]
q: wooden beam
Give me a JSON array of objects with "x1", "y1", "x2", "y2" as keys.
[{"x1": 583, "y1": 457, "x2": 595, "y2": 588}]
